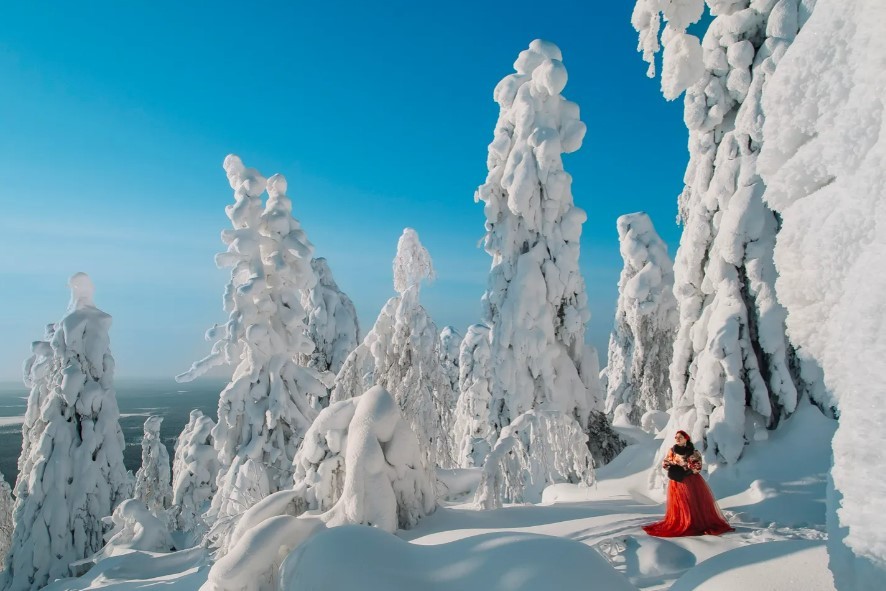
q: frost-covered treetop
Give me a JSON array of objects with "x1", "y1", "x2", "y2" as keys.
[
  {"x1": 616, "y1": 212, "x2": 677, "y2": 321},
  {"x1": 68, "y1": 272, "x2": 96, "y2": 309},
  {"x1": 478, "y1": 39, "x2": 587, "y2": 238},
  {"x1": 631, "y1": 0, "x2": 705, "y2": 99},
  {"x1": 223, "y1": 154, "x2": 266, "y2": 228},
  {"x1": 393, "y1": 228, "x2": 434, "y2": 295}
]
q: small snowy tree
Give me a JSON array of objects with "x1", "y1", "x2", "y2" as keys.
[
  {"x1": 435, "y1": 326, "x2": 461, "y2": 467},
  {"x1": 604, "y1": 213, "x2": 677, "y2": 426},
  {"x1": 177, "y1": 157, "x2": 326, "y2": 541},
  {"x1": 170, "y1": 410, "x2": 219, "y2": 538},
  {"x1": 631, "y1": 1, "x2": 829, "y2": 476},
  {"x1": 475, "y1": 410, "x2": 594, "y2": 509},
  {"x1": 299, "y1": 257, "x2": 360, "y2": 408},
  {"x1": 756, "y1": 1, "x2": 884, "y2": 587},
  {"x1": 331, "y1": 229, "x2": 448, "y2": 469},
  {"x1": 2, "y1": 273, "x2": 130, "y2": 591},
  {"x1": 451, "y1": 324, "x2": 496, "y2": 468},
  {"x1": 134, "y1": 416, "x2": 172, "y2": 526},
  {"x1": 0, "y1": 472, "x2": 13, "y2": 571},
  {"x1": 474, "y1": 39, "x2": 622, "y2": 466}
]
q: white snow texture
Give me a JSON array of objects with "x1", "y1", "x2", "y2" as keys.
[
  {"x1": 757, "y1": 0, "x2": 886, "y2": 587},
  {"x1": 134, "y1": 415, "x2": 172, "y2": 527},
  {"x1": 170, "y1": 410, "x2": 219, "y2": 539}
]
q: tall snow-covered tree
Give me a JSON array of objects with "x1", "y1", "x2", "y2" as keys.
[
  {"x1": 604, "y1": 213, "x2": 677, "y2": 425},
  {"x1": 756, "y1": 1, "x2": 883, "y2": 587},
  {"x1": 134, "y1": 416, "x2": 172, "y2": 526},
  {"x1": 299, "y1": 257, "x2": 360, "y2": 407},
  {"x1": 451, "y1": 324, "x2": 495, "y2": 468},
  {"x1": 171, "y1": 410, "x2": 219, "y2": 539},
  {"x1": 2, "y1": 273, "x2": 130, "y2": 591},
  {"x1": 631, "y1": 0, "x2": 828, "y2": 472},
  {"x1": 0, "y1": 472, "x2": 13, "y2": 571},
  {"x1": 474, "y1": 39, "x2": 622, "y2": 466},
  {"x1": 332, "y1": 228, "x2": 447, "y2": 469},
  {"x1": 177, "y1": 157, "x2": 326, "y2": 540}
]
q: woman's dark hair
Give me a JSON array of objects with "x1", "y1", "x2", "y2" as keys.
[{"x1": 675, "y1": 430, "x2": 691, "y2": 442}]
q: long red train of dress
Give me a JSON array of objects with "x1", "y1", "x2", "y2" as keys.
[{"x1": 643, "y1": 473, "x2": 734, "y2": 537}]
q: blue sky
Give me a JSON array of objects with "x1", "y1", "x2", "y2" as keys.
[{"x1": 0, "y1": 1, "x2": 692, "y2": 380}]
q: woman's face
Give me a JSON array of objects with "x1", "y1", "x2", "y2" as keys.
[{"x1": 675, "y1": 433, "x2": 687, "y2": 446}]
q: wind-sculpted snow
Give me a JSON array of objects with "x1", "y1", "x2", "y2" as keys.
[
  {"x1": 632, "y1": 1, "x2": 828, "y2": 479},
  {"x1": 0, "y1": 472, "x2": 12, "y2": 570},
  {"x1": 2, "y1": 274, "x2": 130, "y2": 591},
  {"x1": 331, "y1": 229, "x2": 447, "y2": 470},
  {"x1": 93, "y1": 499, "x2": 173, "y2": 560},
  {"x1": 475, "y1": 39, "x2": 621, "y2": 466},
  {"x1": 178, "y1": 157, "x2": 326, "y2": 544},
  {"x1": 170, "y1": 410, "x2": 218, "y2": 540},
  {"x1": 298, "y1": 257, "x2": 360, "y2": 404},
  {"x1": 756, "y1": 0, "x2": 886, "y2": 587},
  {"x1": 475, "y1": 410, "x2": 594, "y2": 509},
  {"x1": 134, "y1": 416, "x2": 172, "y2": 527},
  {"x1": 605, "y1": 213, "x2": 677, "y2": 426}
]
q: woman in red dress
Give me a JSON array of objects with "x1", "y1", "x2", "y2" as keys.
[{"x1": 643, "y1": 430, "x2": 734, "y2": 537}]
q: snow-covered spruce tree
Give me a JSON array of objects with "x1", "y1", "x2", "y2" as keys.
[
  {"x1": 331, "y1": 229, "x2": 448, "y2": 469},
  {"x1": 134, "y1": 415, "x2": 172, "y2": 526},
  {"x1": 451, "y1": 324, "x2": 496, "y2": 468},
  {"x1": 2, "y1": 273, "x2": 130, "y2": 591},
  {"x1": 756, "y1": 1, "x2": 884, "y2": 587},
  {"x1": 435, "y1": 326, "x2": 461, "y2": 467},
  {"x1": 177, "y1": 157, "x2": 326, "y2": 544},
  {"x1": 298, "y1": 257, "x2": 360, "y2": 408},
  {"x1": 0, "y1": 472, "x2": 13, "y2": 571},
  {"x1": 170, "y1": 410, "x2": 219, "y2": 538},
  {"x1": 631, "y1": 1, "x2": 829, "y2": 476},
  {"x1": 474, "y1": 39, "x2": 623, "y2": 468},
  {"x1": 604, "y1": 213, "x2": 677, "y2": 426}
]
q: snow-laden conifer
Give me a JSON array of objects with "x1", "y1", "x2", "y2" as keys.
[
  {"x1": 451, "y1": 324, "x2": 496, "y2": 468},
  {"x1": 299, "y1": 257, "x2": 360, "y2": 407},
  {"x1": 177, "y1": 157, "x2": 326, "y2": 541},
  {"x1": 332, "y1": 229, "x2": 447, "y2": 469},
  {"x1": 757, "y1": 0, "x2": 884, "y2": 587},
  {"x1": 2, "y1": 274, "x2": 130, "y2": 591},
  {"x1": 134, "y1": 415, "x2": 172, "y2": 526},
  {"x1": 604, "y1": 213, "x2": 677, "y2": 426},
  {"x1": 631, "y1": 1, "x2": 828, "y2": 474},
  {"x1": 474, "y1": 39, "x2": 622, "y2": 466},
  {"x1": 0, "y1": 472, "x2": 13, "y2": 571},
  {"x1": 435, "y1": 326, "x2": 461, "y2": 467},
  {"x1": 170, "y1": 410, "x2": 219, "y2": 538}
]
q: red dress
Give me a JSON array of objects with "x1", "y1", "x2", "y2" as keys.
[{"x1": 643, "y1": 446, "x2": 734, "y2": 537}]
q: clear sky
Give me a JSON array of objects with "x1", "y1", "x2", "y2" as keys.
[{"x1": 0, "y1": 1, "x2": 694, "y2": 381}]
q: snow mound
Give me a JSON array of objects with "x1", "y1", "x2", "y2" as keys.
[
  {"x1": 280, "y1": 525, "x2": 637, "y2": 591},
  {"x1": 95, "y1": 499, "x2": 173, "y2": 560},
  {"x1": 670, "y1": 540, "x2": 835, "y2": 591}
]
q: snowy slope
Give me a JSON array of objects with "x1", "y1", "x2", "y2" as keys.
[{"x1": 45, "y1": 399, "x2": 837, "y2": 591}]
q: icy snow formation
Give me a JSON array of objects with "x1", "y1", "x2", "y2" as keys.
[
  {"x1": 94, "y1": 500, "x2": 173, "y2": 560},
  {"x1": 177, "y1": 157, "x2": 326, "y2": 544},
  {"x1": 475, "y1": 39, "x2": 622, "y2": 466},
  {"x1": 298, "y1": 257, "x2": 360, "y2": 405},
  {"x1": 2, "y1": 274, "x2": 130, "y2": 591},
  {"x1": 452, "y1": 324, "x2": 495, "y2": 468},
  {"x1": 170, "y1": 410, "x2": 218, "y2": 539},
  {"x1": 756, "y1": 0, "x2": 886, "y2": 587},
  {"x1": 604, "y1": 213, "x2": 677, "y2": 426},
  {"x1": 475, "y1": 410, "x2": 594, "y2": 509},
  {"x1": 632, "y1": 1, "x2": 829, "y2": 477},
  {"x1": 294, "y1": 385, "x2": 436, "y2": 530},
  {"x1": 332, "y1": 229, "x2": 446, "y2": 469},
  {"x1": 134, "y1": 416, "x2": 172, "y2": 527}
]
